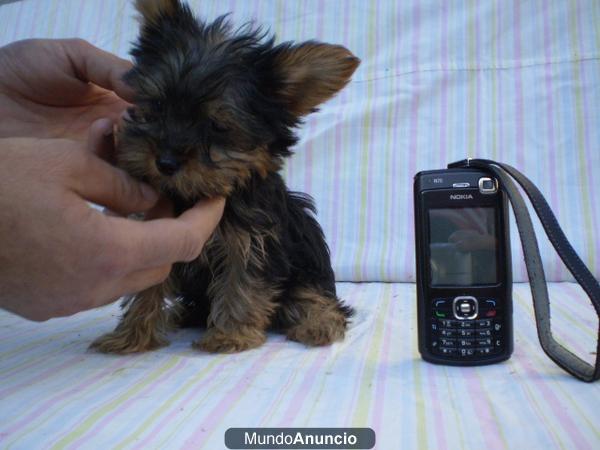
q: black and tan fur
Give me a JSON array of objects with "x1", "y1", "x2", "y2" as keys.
[{"x1": 91, "y1": 0, "x2": 359, "y2": 354}]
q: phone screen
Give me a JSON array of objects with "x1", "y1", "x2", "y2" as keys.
[{"x1": 428, "y1": 207, "x2": 498, "y2": 286}]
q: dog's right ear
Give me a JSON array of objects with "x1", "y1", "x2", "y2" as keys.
[{"x1": 134, "y1": 0, "x2": 183, "y2": 27}]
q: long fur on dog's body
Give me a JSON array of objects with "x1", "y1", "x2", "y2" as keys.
[{"x1": 91, "y1": 0, "x2": 359, "y2": 354}]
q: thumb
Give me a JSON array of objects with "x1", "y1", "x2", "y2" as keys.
[{"x1": 107, "y1": 197, "x2": 226, "y2": 269}]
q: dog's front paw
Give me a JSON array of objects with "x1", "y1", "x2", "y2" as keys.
[
  {"x1": 89, "y1": 328, "x2": 168, "y2": 354},
  {"x1": 193, "y1": 327, "x2": 265, "y2": 353}
]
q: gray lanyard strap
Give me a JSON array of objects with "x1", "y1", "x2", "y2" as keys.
[{"x1": 448, "y1": 159, "x2": 600, "y2": 382}]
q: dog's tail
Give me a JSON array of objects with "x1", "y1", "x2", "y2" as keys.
[{"x1": 134, "y1": 0, "x2": 187, "y2": 25}]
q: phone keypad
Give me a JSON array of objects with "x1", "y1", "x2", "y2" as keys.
[{"x1": 430, "y1": 297, "x2": 504, "y2": 358}]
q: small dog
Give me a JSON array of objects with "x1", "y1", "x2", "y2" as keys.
[{"x1": 91, "y1": 0, "x2": 359, "y2": 354}]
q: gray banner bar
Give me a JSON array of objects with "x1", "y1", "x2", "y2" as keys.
[{"x1": 225, "y1": 428, "x2": 375, "y2": 449}]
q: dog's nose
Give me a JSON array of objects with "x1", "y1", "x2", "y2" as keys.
[{"x1": 156, "y1": 155, "x2": 181, "y2": 176}]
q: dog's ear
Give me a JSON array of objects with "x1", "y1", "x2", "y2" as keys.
[
  {"x1": 134, "y1": 0, "x2": 182, "y2": 26},
  {"x1": 268, "y1": 42, "x2": 360, "y2": 116}
]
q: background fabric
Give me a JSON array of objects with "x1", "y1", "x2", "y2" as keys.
[
  {"x1": 1, "y1": 283, "x2": 599, "y2": 449},
  {"x1": 1, "y1": 2, "x2": 599, "y2": 449},
  {"x1": 1, "y1": 0, "x2": 598, "y2": 283}
]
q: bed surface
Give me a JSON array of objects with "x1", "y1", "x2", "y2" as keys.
[
  {"x1": 1, "y1": 283, "x2": 599, "y2": 449},
  {"x1": 1, "y1": 0, "x2": 599, "y2": 448}
]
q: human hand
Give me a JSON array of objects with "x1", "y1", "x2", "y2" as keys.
[
  {"x1": 0, "y1": 38, "x2": 133, "y2": 140},
  {"x1": 0, "y1": 128, "x2": 225, "y2": 321}
]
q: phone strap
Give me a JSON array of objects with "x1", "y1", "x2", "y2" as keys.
[{"x1": 448, "y1": 158, "x2": 600, "y2": 382}]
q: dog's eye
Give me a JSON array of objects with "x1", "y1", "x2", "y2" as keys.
[{"x1": 210, "y1": 119, "x2": 229, "y2": 133}]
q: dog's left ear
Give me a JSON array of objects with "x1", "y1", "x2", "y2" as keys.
[{"x1": 268, "y1": 42, "x2": 360, "y2": 116}]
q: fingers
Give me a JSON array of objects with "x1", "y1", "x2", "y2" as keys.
[
  {"x1": 108, "y1": 266, "x2": 172, "y2": 305},
  {"x1": 71, "y1": 155, "x2": 158, "y2": 215},
  {"x1": 87, "y1": 118, "x2": 117, "y2": 163},
  {"x1": 109, "y1": 197, "x2": 226, "y2": 268},
  {"x1": 60, "y1": 39, "x2": 135, "y2": 102}
]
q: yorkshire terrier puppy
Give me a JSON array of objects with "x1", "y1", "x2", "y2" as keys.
[{"x1": 91, "y1": 0, "x2": 359, "y2": 354}]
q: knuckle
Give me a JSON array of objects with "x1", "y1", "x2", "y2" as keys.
[
  {"x1": 94, "y1": 246, "x2": 129, "y2": 279},
  {"x1": 179, "y1": 228, "x2": 202, "y2": 262},
  {"x1": 65, "y1": 38, "x2": 91, "y2": 52}
]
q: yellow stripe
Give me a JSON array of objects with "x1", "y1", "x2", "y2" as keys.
[
  {"x1": 114, "y1": 355, "x2": 225, "y2": 449},
  {"x1": 568, "y1": 2, "x2": 596, "y2": 273},
  {"x1": 353, "y1": 0, "x2": 376, "y2": 279},
  {"x1": 379, "y1": 0, "x2": 399, "y2": 281},
  {"x1": 5, "y1": 356, "x2": 148, "y2": 450},
  {"x1": 50, "y1": 356, "x2": 181, "y2": 449},
  {"x1": 467, "y1": 0, "x2": 477, "y2": 158},
  {"x1": 351, "y1": 284, "x2": 391, "y2": 426}
]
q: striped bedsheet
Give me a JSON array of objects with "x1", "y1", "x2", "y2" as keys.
[
  {"x1": 0, "y1": 283, "x2": 598, "y2": 449},
  {"x1": 1, "y1": 1, "x2": 599, "y2": 449},
  {"x1": 1, "y1": 0, "x2": 598, "y2": 283}
]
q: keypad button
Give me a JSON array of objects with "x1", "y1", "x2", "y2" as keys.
[
  {"x1": 456, "y1": 321, "x2": 474, "y2": 329},
  {"x1": 440, "y1": 347, "x2": 457, "y2": 356},
  {"x1": 458, "y1": 339, "x2": 475, "y2": 348},
  {"x1": 477, "y1": 338, "x2": 492, "y2": 347},
  {"x1": 493, "y1": 322, "x2": 503, "y2": 332},
  {"x1": 477, "y1": 329, "x2": 492, "y2": 338},
  {"x1": 476, "y1": 319, "x2": 492, "y2": 329},
  {"x1": 457, "y1": 329, "x2": 474, "y2": 338},
  {"x1": 432, "y1": 299, "x2": 451, "y2": 319},
  {"x1": 459, "y1": 348, "x2": 475, "y2": 357},
  {"x1": 440, "y1": 319, "x2": 459, "y2": 328},
  {"x1": 440, "y1": 338, "x2": 456, "y2": 348},
  {"x1": 431, "y1": 321, "x2": 439, "y2": 332},
  {"x1": 453, "y1": 297, "x2": 478, "y2": 319},
  {"x1": 440, "y1": 329, "x2": 456, "y2": 338},
  {"x1": 476, "y1": 347, "x2": 493, "y2": 356}
]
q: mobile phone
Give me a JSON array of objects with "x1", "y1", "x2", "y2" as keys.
[{"x1": 414, "y1": 167, "x2": 513, "y2": 365}]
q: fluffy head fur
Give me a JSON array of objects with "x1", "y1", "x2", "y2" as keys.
[
  {"x1": 120, "y1": 0, "x2": 359, "y2": 202},
  {"x1": 92, "y1": 0, "x2": 358, "y2": 354}
]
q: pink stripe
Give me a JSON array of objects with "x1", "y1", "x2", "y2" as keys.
[
  {"x1": 0, "y1": 354, "x2": 84, "y2": 399},
  {"x1": 275, "y1": 285, "x2": 362, "y2": 427},
  {"x1": 181, "y1": 349, "x2": 279, "y2": 447},
  {"x1": 360, "y1": 0, "x2": 381, "y2": 281},
  {"x1": 8, "y1": 0, "x2": 25, "y2": 42},
  {"x1": 541, "y1": 0, "x2": 562, "y2": 280},
  {"x1": 302, "y1": 1, "x2": 315, "y2": 194},
  {"x1": 27, "y1": 0, "x2": 42, "y2": 38},
  {"x1": 425, "y1": 364, "x2": 448, "y2": 450},
  {"x1": 67, "y1": 359, "x2": 188, "y2": 449},
  {"x1": 512, "y1": 2, "x2": 527, "y2": 281},
  {"x1": 2, "y1": 357, "x2": 132, "y2": 437},
  {"x1": 92, "y1": 0, "x2": 106, "y2": 43},
  {"x1": 462, "y1": 370, "x2": 504, "y2": 450},
  {"x1": 131, "y1": 357, "x2": 234, "y2": 450},
  {"x1": 383, "y1": 0, "x2": 403, "y2": 281},
  {"x1": 370, "y1": 287, "x2": 399, "y2": 442},
  {"x1": 438, "y1": 0, "x2": 449, "y2": 164},
  {"x1": 574, "y1": 2, "x2": 600, "y2": 272},
  {"x1": 403, "y1": 1, "x2": 420, "y2": 275},
  {"x1": 277, "y1": 348, "x2": 330, "y2": 425},
  {"x1": 74, "y1": 0, "x2": 87, "y2": 36},
  {"x1": 513, "y1": 333, "x2": 592, "y2": 448},
  {"x1": 474, "y1": 3, "x2": 481, "y2": 158}
]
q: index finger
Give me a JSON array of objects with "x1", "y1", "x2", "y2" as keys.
[
  {"x1": 109, "y1": 197, "x2": 226, "y2": 269},
  {"x1": 60, "y1": 39, "x2": 135, "y2": 102}
]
